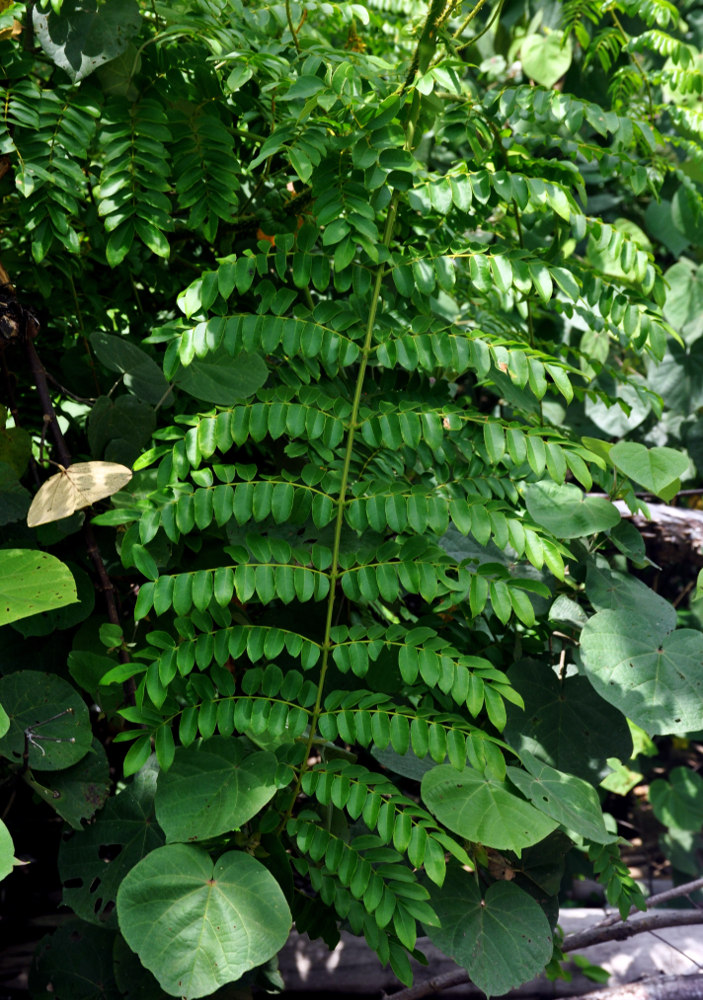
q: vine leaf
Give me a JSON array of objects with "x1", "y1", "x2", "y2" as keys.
[
  {"x1": 59, "y1": 759, "x2": 164, "y2": 927},
  {"x1": 520, "y1": 32, "x2": 573, "y2": 89},
  {"x1": 523, "y1": 481, "x2": 620, "y2": 538},
  {"x1": 0, "y1": 550, "x2": 77, "y2": 625},
  {"x1": 154, "y1": 736, "x2": 279, "y2": 843},
  {"x1": 25, "y1": 737, "x2": 110, "y2": 829},
  {"x1": 503, "y1": 658, "x2": 632, "y2": 782},
  {"x1": 0, "y1": 671, "x2": 92, "y2": 771},
  {"x1": 424, "y1": 868, "x2": 553, "y2": 997},
  {"x1": 506, "y1": 750, "x2": 614, "y2": 844},
  {"x1": 32, "y1": 0, "x2": 141, "y2": 83},
  {"x1": 580, "y1": 610, "x2": 703, "y2": 735},
  {"x1": 421, "y1": 764, "x2": 558, "y2": 852},
  {"x1": 27, "y1": 462, "x2": 133, "y2": 528},
  {"x1": 650, "y1": 767, "x2": 703, "y2": 830},
  {"x1": 116, "y1": 844, "x2": 292, "y2": 999},
  {"x1": 28, "y1": 920, "x2": 119, "y2": 1000},
  {"x1": 90, "y1": 332, "x2": 172, "y2": 406},
  {"x1": 609, "y1": 441, "x2": 690, "y2": 501},
  {"x1": 0, "y1": 818, "x2": 17, "y2": 881},
  {"x1": 174, "y1": 348, "x2": 268, "y2": 404}
]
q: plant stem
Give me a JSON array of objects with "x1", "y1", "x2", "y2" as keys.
[{"x1": 277, "y1": 48, "x2": 430, "y2": 832}]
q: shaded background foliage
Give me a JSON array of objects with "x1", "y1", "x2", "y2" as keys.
[{"x1": 1, "y1": 0, "x2": 703, "y2": 997}]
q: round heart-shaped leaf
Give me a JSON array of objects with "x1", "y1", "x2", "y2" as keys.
[
  {"x1": 425, "y1": 867, "x2": 553, "y2": 997},
  {"x1": 580, "y1": 610, "x2": 703, "y2": 735},
  {"x1": 507, "y1": 751, "x2": 614, "y2": 844},
  {"x1": 0, "y1": 670, "x2": 92, "y2": 771},
  {"x1": 504, "y1": 659, "x2": 632, "y2": 782},
  {"x1": 520, "y1": 32, "x2": 573, "y2": 89},
  {"x1": 650, "y1": 767, "x2": 703, "y2": 831},
  {"x1": 59, "y1": 760, "x2": 163, "y2": 927},
  {"x1": 155, "y1": 736, "x2": 279, "y2": 842},
  {"x1": 0, "y1": 550, "x2": 77, "y2": 626},
  {"x1": 609, "y1": 442, "x2": 690, "y2": 500},
  {"x1": 524, "y1": 481, "x2": 620, "y2": 539},
  {"x1": 0, "y1": 818, "x2": 16, "y2": 881},
  {"x1": 174, "y1": 348, "x2": 267, "y2": 404},
  {"x1": 116, "y1": 844, "x2": 291, "y2": 999},
  {"x1": 421, "y1": 765, "x2": 558, "y2": 852}
]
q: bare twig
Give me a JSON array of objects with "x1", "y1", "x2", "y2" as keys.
[
  {"x1": 24, "y1": 309, "x2": 134, "y2": 701},
  {"x1": 562, "y1": 911, "x2": 703, "y2": 953}
]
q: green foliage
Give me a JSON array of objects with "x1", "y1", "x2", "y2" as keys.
[{"x1": 1, "y1": 0, "x2": 702, "y2": 994}]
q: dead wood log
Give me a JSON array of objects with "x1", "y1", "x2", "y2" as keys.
[{"x1": 569, "y1": 972, "x2": 703, "y2": 1000}]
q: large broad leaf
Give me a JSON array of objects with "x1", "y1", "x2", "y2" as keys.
[
  {"x1": 585, "y1": 559, "x2": 676, "y2": 632},
  {"x1": 580, "y1": 609, "x2": 703, "y2": 736},
  {"x1": 154, "y1": 736, "x2": 279, "y2": 843},
  {"x1": 0, "y1": 461, "x2": 31, "y2": 525},
  {"x1": 425, "y1": 867, "x2": 553, "y2": 997},
  {"x1": 174, "y1": 348, "x2": 268, "y2": 404},
  {"x1": 117, "y1": 844, "x2": 292, "y2": 999},
  {"x1": 663, "y1": 260, "x2": 703, "y2": 345},
  {"x1": 523, "y1": 481, "x2": 620, "y2": 538},
  {"x1": 0, "y1": 671, "x2": 92, "y2": 771},
  {"x1": 26, "y1": 738, "x2": 110, "y2": 829},
  {"x1": 29, "y1": 921, "x2": 119, "y2": 1000},
  {"x1": 32, "y1": 0, "x2": 141, "y2": 84},
  {"x1": 0, "y1": 702, "x2": 9, "y2": 738},
  {"x1": 421, "y1": 765, "x2": 558, "y2": 852},
  {"x1": 0, "y1": 550, "x2": 77, "y2": 626},
  {"x1": 0, "y1": 818, "x2": 16, "y2": 881},
  {"x1": 90, "y1": 332, "x2": 172, "y2": 406},
  {"x1": 13, "y1": 563, "x2": 95, "y2": 637},
  {"x1": 59, "y1": 760, "x2": 164, "y2": 927},
  {"x1": 87, "y1": 395, "x2": 156, "y2": 466},
  {"x1": 503, "y1": 659, "x2": 632, "y2": 782},
  {"x1": 650, "y1": 767, "x2": 703, "y2": 831},
  {"x1": 520, "y1": 32, "x2": 573, "y2": 88},
  {"x1": 506, "y1": 751, "x2": 614, "y2": 844},
  {"x1": 610, "y1": 441, "x2": 690, "y2": 501},
  {"x1": 646, "y1": 342, "x2": 703, "y2": 415}
]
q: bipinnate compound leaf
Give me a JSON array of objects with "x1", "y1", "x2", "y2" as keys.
[
  {"x1": 425, "y1": 867, "x2": 553, "y2": 997},
  {"x1": 0, "y1": 818, "x2": 16, "y2": 881},
  {"x1": 25, "y1": 738, "x2": 110, "y2": 829},
  {"x1": 421, "y1": 765, "x2": 558, "y2": 852},
  {"x1": 59, "y1": 759, "x2": 163, "y2": 928},
  {"x1": 32, "y1": 0, "x2": 141, "y2": 84},
  {"x1": 524, "y1": 481, "x2": 620, "y2": 538},
  {"x1": 116, "y1": 845, "x2": 292, "y2": 999},
  {"x1": 0, "y1": 550, "x2": 77, "y2": 625},
  {"x1": 155, "y1": 737, "x2": 279, "y2": 843},
  {"x1": 503, "y1": 659, "x2": 632, "y2": 782},
  {"x1": 0, "y1": 671, "x2": 92, "y2": 771},
  {"x1": 649, "y1": 767, "x2": 703, "y2": 831},
  {"x1": 506, "y1": 751, "x2": 614, "y2": 844},
  {"x1": 609, "y1": 442, "x2": 690, "y2": 501},
  {"x1": 580, "y1": 610, "x2": 703, "y2": 736},
  {"x1": 174, "y1": 348, "x2": 267, "y2": 404}
]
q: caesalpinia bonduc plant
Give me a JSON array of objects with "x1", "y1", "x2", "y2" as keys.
[{"x1": 2, "y1": 0, "x2": 703, "y2": 996}]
